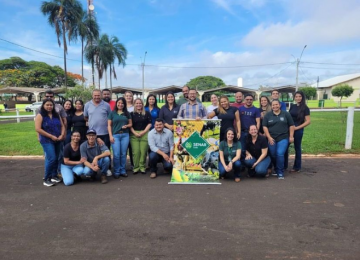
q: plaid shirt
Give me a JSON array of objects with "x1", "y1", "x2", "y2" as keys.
[{"x1": 177, "y1": 101, "x2": 207, "y2": 119}]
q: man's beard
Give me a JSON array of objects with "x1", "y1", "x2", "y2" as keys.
[{"x1": 103, "y1": 97, "x2": 111, "y2": 102}]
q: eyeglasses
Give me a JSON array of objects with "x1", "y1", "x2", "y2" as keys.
[
  {"x1": 245, "y1": 99, "x2": 253, "y2": 101},
  {"x1": 45, "y1": 96, "x2": 54, "y2": 98}
]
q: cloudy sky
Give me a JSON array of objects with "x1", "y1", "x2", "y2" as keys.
[{"x1": 1, "y1": 0, "x2": 360, "y2": 89}]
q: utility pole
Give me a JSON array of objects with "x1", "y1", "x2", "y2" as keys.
[
  {"x1": 296, "y1": 45, "x2": 307, "y2": 92},
  {"x1": 88, "y1": 1, "x2": 95, "y2": 87},
  {"x1": 141, "y1": 51, "x2": 147, "y2": 100}
]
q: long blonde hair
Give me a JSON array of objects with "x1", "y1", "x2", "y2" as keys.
[
  {"x1": 133, "y1": 98, "x2": 146, "y2": 115},
  {"x1": 217, "y1": 95, "x2": 229, "y2": 114},
  {"x1": 124, "y1": 91, "x2": 134, "y2": 105},
  {"x1": 260, "y1": 96, "x2": 271, "y2": 114}
]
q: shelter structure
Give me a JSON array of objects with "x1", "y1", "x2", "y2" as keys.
[{"x1": 260, "y1": 85, "x2": 296, "y2": 102}]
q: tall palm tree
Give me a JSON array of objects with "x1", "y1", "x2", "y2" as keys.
[
  {"x1": 107, "y1": 36, "x2": 127, "y2": 91},
  {"x1": 41, "y1": 0, "x2": 83, "y2": 89},
  {"x1": 75, "y1": 10, "x2": 99, "y2": 86}
]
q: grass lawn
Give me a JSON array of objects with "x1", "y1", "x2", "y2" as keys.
[{"x1": 0, "y1": 111, "x2": 359, "y2": 156}]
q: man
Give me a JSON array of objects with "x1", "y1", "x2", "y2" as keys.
[
  {"x1": 271, "y1": 90, "x2": 287, "y2": 111},
  {"x1": 80, "y1": 129, "x2": 111, "y2": 184},
  {"x1": 177, "y1": 89, "x2": 207, "y2": 120},
  {"x1": 84, "y1": 89, "x2": 112, "y2": 176},
  {"x1": 177, "y1": 85, "x2": 201, "y2": 106},
  {"x1": 102, "y1": 88, "x2": 116, "y2": 110},
  {"x1": 148, "y1": 118, "x2": 174, "y2": 179},
  {"x1": 238, "y1": 94, "x2": 261, "y2": 161},
  {"x1": 231, "y1": 91, "x2": 244, "y2": 108}
]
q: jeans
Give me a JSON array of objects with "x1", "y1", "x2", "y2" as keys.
[
  {"x1": 219, "y1": 160, "x2": 242, "y2": 178},
  {"x1": 98, "y1": 134, "x2": 111, "y2": 170},
  {"x1": 149, "y1": 151, "x2": 173, "y2": 174},
  {"x1": 130, "y1": 131, "x2": 148, "y2": 172},
  {"x1": 83, "y1": 157, "x2": 110, "y2": 176},
  {"x1": 293, "y1": 127, "x2": 304, "y2": 170},
  {"x1": 57, "y1": 141, "x2": 64, "y2": 174},
  {"x1": 240, "y1": 131, "x2": 248, "y2": 162},
  {"x1": 64, "y1": 129, "x2": 71, "y2": 145},
  {"x1": 244, "y1": 156, "x2": 271, "y2": 176},
  {"x1": 60, "y1": 164, "x2": 84, "y2": 186},
  {"x1": 111, "y1": 133, "x2": 130, "y2": 176},
  {"x1": 268, "y1": 138, "x2": 289, "y2": 177},
  {"x1": 41, "y1": 142, "x2": 62, "y2": 180}
]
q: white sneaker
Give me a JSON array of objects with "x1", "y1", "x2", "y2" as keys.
[{"x1": 106, "y1": 170, "x2": 112, "y2": 177}]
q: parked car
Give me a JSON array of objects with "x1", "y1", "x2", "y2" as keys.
[{"x1": 25, "y1": 102, "x2": 42, "y2": 112}]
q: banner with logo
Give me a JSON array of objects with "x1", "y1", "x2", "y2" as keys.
[{"x1": 169, "y1": 119, "x2": 221, "y2": 184}]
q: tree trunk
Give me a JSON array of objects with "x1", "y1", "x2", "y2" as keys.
[
  {"x1": 62, "y1": 23, "x2": 67, "y2": 90},
  {"x1": 105, "y1": 68, "x2": 108, "y2": 88},
  {"x1": 109, "y1": 64, "x2": 113, "y2": 92},
  {"x1": 92, "y1": 61, "x2": 95, "y2": 87},
  {"x1": 81, "y1": 38, "x2": 84, "y2": 87}
]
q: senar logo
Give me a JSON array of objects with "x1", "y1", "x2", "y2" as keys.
[{"x1": 185, "y1": 142, "x2": 192, "y2": 149}]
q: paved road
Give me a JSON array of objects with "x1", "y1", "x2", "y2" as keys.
[{"x1": 0, "y1": 157, "x2": 359, "y2": 259}]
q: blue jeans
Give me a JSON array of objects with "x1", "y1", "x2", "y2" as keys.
[
  {"x1": 98, "y1": 134, "x2": 111, "y2": 170},
  {"x1": 64, "y1": 129, "x2": 71, "y2": 145},
  {"x1": 60, "y1": 164, "x2": 84, "y2": 186},
  {"x1": 219, "y1": 160, "x2": 242, "y2": 178},
  {"x1": 293, "y1": 127, "x2": 304, "y2": 170},
  {"x1": 240, "y1": 131, "x2": 248, "y2": 162},
  {"x1": 149, "y1": 151, "x2": 173, "y2": 174},
  {"x1": 57, "y1": 141, "x2": 64, "y2": 174},
  {"x1": 41, "y1": 142, "x2": 62, "y2": 180},
  {"x1": 244, "y1": 156, "x2": 271, "y2": 176},
  {"x1": 111, "y1": 133, "x2": 130, "y2": 176},
  {"x1": 268, "y1": 138, "x2": 289, "y2": 177},
  {"x1": 83, "y1": 157, "x2": 110, "y2": 176}
]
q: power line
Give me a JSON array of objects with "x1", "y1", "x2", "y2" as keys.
[
  {"x1": 300, "y1": 66, "x2": 360, "y2": 70},
  {"x1": 302, "y1": 61, "x2": 360, "y2": 66}
]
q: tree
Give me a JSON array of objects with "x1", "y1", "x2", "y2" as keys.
[
  {"x1": 186, "y1": 76, "x2": 225, "y2": 90},
  {"x1": 107, "y1": 36, "x2": 127, "y2": 91},
  {"x1": 40, "y1": 0, "x2": 83, "y2": 89},
  {"x1": 0, "y1": 57, "x2": 28, "y2": 70},
  {"x1": 65, "y1": 84, "x2": 94, "y2": 102},
  {"x1": 331, "y1": 84, "x2": 354, "y2": 107},
  {"x1": 299, "y1": 86, "x2": 317, "y2": 100}
]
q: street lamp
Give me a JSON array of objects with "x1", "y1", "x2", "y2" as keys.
[
  {"x1": 141, "y1": 51, "x2": 147, "y2": 100},
  {"x1": 296, "y1": 45, "x2": 307, "y2": 91}
]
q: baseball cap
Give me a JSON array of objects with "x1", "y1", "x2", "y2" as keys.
[{"x1": 86, "y1": 129, "x2": 97, "y2": 135}]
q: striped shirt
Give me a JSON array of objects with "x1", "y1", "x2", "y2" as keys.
[{"x1": 177, "y1": 101, "x2": 207, "y2": 119}]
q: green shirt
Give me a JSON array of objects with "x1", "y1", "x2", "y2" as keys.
[
  {"x1": 263, "y1": 110, "x2": 294, "y2": 142},
  {"x1": 219, "y1": 140, "x2": 241, "y2": 162},
  {"x1": 108, "y1": 111, "x2": 131, "y2": 134}
]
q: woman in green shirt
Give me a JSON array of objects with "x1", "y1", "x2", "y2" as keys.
[
  {"x1": 219, "y1": 127, "x2": 242, "y2": 182},
  {"x1": 108, "y1": 97, "x2": 132, "y2": 178}
]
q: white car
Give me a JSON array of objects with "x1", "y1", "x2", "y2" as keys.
[{"x1": 25, "y1": 102, "x2": 42, "y2": 112}]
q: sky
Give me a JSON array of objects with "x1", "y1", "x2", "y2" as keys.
[{"x1": 1, "y1": 0, "x2": 360, "y2": 90}]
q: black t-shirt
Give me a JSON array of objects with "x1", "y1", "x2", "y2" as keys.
[
  {"x1": 263, "y1": 110, "x2": 294, "y2": 142},
  {"x1": 289, "y1": 104, "x2": 310, "y2": 125},
  {"x1": 131, "y1": 111, "x2": 152, "y2": 131},
  {"x1": 63, "y1": 143, "x2": 81, "y2": 161},
  {"x1": 246, "y1": 135, "x2": 268, "y2": 159},
  {"x1": 214, "y1": 106, "x2": 238, "y2": 134}
]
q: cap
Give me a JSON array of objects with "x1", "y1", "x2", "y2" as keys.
[{"x1": 86, "y1": 129, "x2": 97, "y2": 135}]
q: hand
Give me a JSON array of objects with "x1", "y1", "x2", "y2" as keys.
[
  {"x1": 80, "y1": 158, "x2": 86, "y2": 164},
  {"x1": 57, "y1": 134, "x2": 64, "y2": 141},
  {"x1": 110, "y1": 136, "x2": 115, "y2": 144},
  {"x1": 168, "y1": 125, "x2": 174, "y2": 131},
  {"x1": 195, "y1": 117, "x2": 201, "y2": 121},
  {"x1": 122, "y1": 125, "x2": 127, "y2": 129},
  {"x1": 268, "y1": 137, "x2": 275, "y2": 145},
  {"x1": 245, "y1": 154, "x2": 252, "y2": 160},
  {"x1": 169, "y1": 158, "x2": 175, "y2": 165},
  {"x1": 289, "y1": 137, "x2": 294, "y2": 143},
  {"x1": 163, "y1": 154, "x2": 170, "y2": 161},
  {"x1": 91, "y1": 165, "x2": 100, "y2": 171},
  {"x1": 97, "y1": 138, "x2": 105, "y2": 146},
  {"x1": 237, "y1": 132, "x2": 241, "y2": 140},
  {"x1": 251, "y1": 163, "x2": 257, "y2": 169},
  {"x1": 92, "y1": 157, "x2": 98, "y2": 167},
  {"x1": 50, "y1": 135, "x2": 58, "y2": 141},
  {"x1": 135, "y1": 132, "x2": 141, "y2": 138}
]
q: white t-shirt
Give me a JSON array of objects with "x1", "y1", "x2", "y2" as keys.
[
  {"x1": 127, "y1": 105, "x2": 134, "y2": 113},
  {"x1": 207, "y1": 104, "x2": 218, "y2": 119}
]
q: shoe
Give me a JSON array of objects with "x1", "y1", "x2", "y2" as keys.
[
  {"x1": 106, "y1": 170, "x2": 112, "y2": 176},
  {"x1": 150, "y1": 172, "x2": 157, "y2": 179},
  {"x1": 141, "y1": 172, "x2": 146, "y2": 175},
  {"x1": 290, "y1": 169, "x2": 300, "y2": 173},
  {"x1": 278, "y1": 176, "x2": 285, "y2": 180},
  {"x1": 120, "y1": 173, "x2": 128, "y2": 177},
  {"x1": 265, "y1": 169, "x2": 271, "y2": 178},
  {"x1": 113, "y1": 175, "x2": 120, "y2": 179},
  {"x1": 271, "y1": 172, "x2": 277, "y2": 176},
  {"x1": 74, "y1": 174, "x2": 82, "y2": 182},
  {"x1": 133, "y1": 171, "x2": 139, "y2": 175},
  {"x1": 101, "y1": 175, "x2": 108, "y2": 184},
  {"x1": 51, "y1": 176, "x2": 62, "y2": 183},
  {"x1": 43, "y1": 179, "x2": 55, "y2": 187},
  {"x1": 234, "y1": 178, "x2": 241, "y2": 183}
]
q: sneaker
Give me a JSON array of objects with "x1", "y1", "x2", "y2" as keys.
[
  {"x1": 271, "y1": 172, "x2": 277, "y2": 176},
  {"x1": 51, "y1": 176, "x2": 62, "y2": 183},
  {"x1": 150, "y1": 172, "x2": 157, "y2": 179},
  {"x1": 106, "y1": 169, "x2": 112, "y2": 177},
  {"x1": 278, "y1": 176, "x2": 285, "y2": 180},
  {"x1": 101, "y1": 175, "x2": 108, "y2": 184},
  {"x1": 43, "y1": 179, "x2": 55, "y2": 187}
]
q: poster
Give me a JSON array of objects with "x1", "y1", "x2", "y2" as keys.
[{"x1": 169, "y1": 119, "x2": 221, "y2": 184}]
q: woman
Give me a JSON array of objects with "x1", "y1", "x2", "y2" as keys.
[
  {"x1": 108, "y1": 97, "x2": 132, "y2": 179},
  {"x1": 244, "y1": 125, "x2": 271, "y2": 177},
  {"x1": 159, "y1": 91, "x2": 179, "y2": 131},
  {"x1": 206, "y1": 94, "x2": 219, "y2": 119},
  {"x1": 208, "y1": 96, "x2": 240, "y2": 141},
  {"x1": 263, "y1": 100, "x2": 294, "y2": 179},
  {"x1": 61, "y1": 131, "x2": 85, "y2": 186},
  {"x1": 130, "y1": 98, "x2": 152, "y2": 174},
  {"x1": 124, "y1": 91, "x2": 134, "y2": 112},
  {"x1": 288, "y1": 91, "x2": 311, "y2": 172},
  {"x1": 219, "y1": 128, "x2": 242, "y2": 182},
  {"x1": 35, "y1": 99, "x2": 65, "y2": 187},
  {"x1": 63, "y1": 100, "x2": 75, "y2": 145},
  {"x1": 259, "y1": 96, "x2": 272, "y2": 134},
  {"x1": 145, "y1": 94, "x2": 160, "y2": 130},
  {"x1": 72, "y1": 100, "x2": 88, "y2": 144}
]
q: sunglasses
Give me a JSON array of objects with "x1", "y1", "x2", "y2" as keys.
[{"x1": 45, "y1": 96, "x2": 54, "y2": 98}]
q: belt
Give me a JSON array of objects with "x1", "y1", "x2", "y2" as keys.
[{"x1": 118, "y1": 131, "x2": 125, "y2": 134}]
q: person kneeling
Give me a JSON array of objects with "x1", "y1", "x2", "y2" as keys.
[
  {"x1": 219, "y1": 128, "x2": 242, "y2": 182},
  {"x1": 148, "y1": 118, "x2": 175, "y2": 179},
  {"x1": 244, "y1": 125, "x2": 271, "y2": 177},
  {"x1": 80, "y1": 129, "x2": 111, "y2": 184}
]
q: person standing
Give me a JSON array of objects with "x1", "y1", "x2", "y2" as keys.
[
  {"x1": 35, "y1": 99, "x2": 65, "y2": 186},
  {"x1": 206, "y1": 94, "x2": 219, "y2": 119},
  {"x1": 124, "y1": 90, "x2": 134, "y2": 169},
  {"x1": 145, "y1": 94, "x2": 160, "y2": 130},
  {"x1": 108, "y1": 97, "x2": 132, "y2": 179},
  {"x1": 231, "y1": 91, "x2": 244, "y2": 108},
  {"x1": 72, "y1": 100, "x2": 88, "y2": 144},
  {"x1": 259, "y1": 96, "x2": 272, "y2": 135},
  {"x1": 80, "y1": 129, "x2": 111, "y2": 184},
  {"x1": 130, "y1": 98, "x2": 152, "y2": 174},
  {"x1": 288, "y1": 91, "x2": 311, "y2": 172},
  {"x1": 177, "y1": 89, "x2": 207, "y2": 120},
  {"x1": 148, "y1": 118, "x2": 174, "y2": 179},
  {"x1": 159, "y1": 91, "x2": 179, "y2": 131},
  {"x1": 271, "y1": 90, "x2": 286, "y2": 111},
  {"x1": 262, "y1": 100, "x2": 294, "y2": 179},
  {"x1": 84, "y1": 89, "x2": 112, "y2": 176},
  {"x1": 63, "y1": 100, "x2": 75, "y2": 145},
  {"x1": 102, "y1": 88, "x2": 116, "y2": 110},
  {"x1": 177, "y1": 85, "x2": 201, "y2": 106}
]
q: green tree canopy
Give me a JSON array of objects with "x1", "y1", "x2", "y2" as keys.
[
  {"x1": 299, "y1": 86, "x2": 317, "y2": 99},
  {"x1": 331, "y1": 84, "x2": 354, "y2": 106},
  {"x1": 0, "y1": 57, "x2": 28, "y2": 70},
  {"x1": 186, "y1": 76, "x2": 225, "y2": 90}
]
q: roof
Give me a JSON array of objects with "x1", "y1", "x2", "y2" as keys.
[
  {"x1": 311, "y1": 73, "x2": 360, "y2": 89},
  {"x1": 201, "y1": 85, "x2": 257, "y2": 94},
  {"x1": 0, "y1": 87, "x2": 65, "y2": 94}
]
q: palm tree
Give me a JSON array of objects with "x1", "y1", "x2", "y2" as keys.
[
  {"x1": 75, "y1": 10, "x2": 99, "y2": 86},
  {"x1": 107, "y1": 36, "x2": 127, "y2": 91},
  {"x1": 41, "y1": 0, "x2": 83, "y2": 89}
]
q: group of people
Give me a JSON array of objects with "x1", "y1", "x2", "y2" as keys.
[{"x1": 35, "y1": 86, "x2": 310, "y2": 187}]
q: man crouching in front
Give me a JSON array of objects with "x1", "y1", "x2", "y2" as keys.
[{"x1": 80, "y1": 129, "x2": 111, "y2": 184}]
